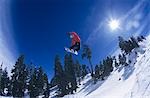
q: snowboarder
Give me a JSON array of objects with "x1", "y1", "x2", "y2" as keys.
[
  {"x1": 65, "y1": 32, "x2": 81, "y2": 55},
  {"x1": 69, "y1": 32, "x2": 81, "y2": 51}
]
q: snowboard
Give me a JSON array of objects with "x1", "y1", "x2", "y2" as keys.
[{"x1": 64, "y1": 47, "x2": 78, "y2": 55}]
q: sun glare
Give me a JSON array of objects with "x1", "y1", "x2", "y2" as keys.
[{"x1": 108, "y1": 19, "x2": 120, "y2": 30}]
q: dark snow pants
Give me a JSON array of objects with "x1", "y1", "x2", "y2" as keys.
[{"x1": 70, "y1": 42, "x2": 80, "y2": 51}]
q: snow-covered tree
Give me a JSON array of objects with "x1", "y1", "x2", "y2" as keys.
[
  {"x1": 81, "y1": 64, "x2": 88, "y2": 79},
  {"x1": 99, "y1": 63, "x2": 105, "y2": 80},
  {"x1": 43, "y1": 73, "x2": 49, "y2": 98},
  {"x1": 130, "y1": 36, "x2": 139, "y2": 49},
  {"x1": 0, "y1": 64, "x2": 10, "y2": 96},
  {"x1": 103, "y1": 56, "x2": 113, "y2": 78},
  {"x1": 54, "y1": 55, "x2": 67, "y2": 97},
  {"x1": 113, "y1": 56, "x2": 119, "y2": 68},
  {"x1": 28, "y1": 67, "x2": 39, "y2": 97},
  {"x1": 28, "y1": 66, "x2": 49, "y2": 97},
  {"x1": 74, "y1": 60, "x2": 82, "y2": 85},
  {"x1": 64, "y1": 54, "x2": 77, "y2": 94},
  {"x1": 11, "y1": 55, "x2": 28, "y2": 97},
  {"x1": 36, "y1": 66, "x2": 45, "y2": 94},
  {"x1": 93, "y1": 65, "x2": 100, "y2": 83},
  {"x1": 1, "y1": 68, "x2": 10, "y2": 96},
  {"x1": 118, "y1": 36, "x2": 140, "y2": 54},
  {"x1": 118, "y1": 54, "x2": 127, "y2": 65}
]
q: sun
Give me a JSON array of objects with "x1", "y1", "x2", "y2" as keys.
[{"x1": 108, "y1": 19, "x2": 120, "y2": 30}]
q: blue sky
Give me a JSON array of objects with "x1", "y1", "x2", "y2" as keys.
[{"x1": 9, "y1": 0, "x2": 150, "y2": 79}]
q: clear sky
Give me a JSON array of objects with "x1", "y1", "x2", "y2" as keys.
[{"x1": 9, "y1": 0, "x2": 150, "y2": 79}]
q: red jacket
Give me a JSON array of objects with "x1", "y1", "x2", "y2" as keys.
[{"x1": 71, "y1": 32, "x2": 80, "y2": 46}]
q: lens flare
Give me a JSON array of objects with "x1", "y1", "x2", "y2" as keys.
[{"x1": 108, "y1": 19, "x2": 120, "y2": 30}]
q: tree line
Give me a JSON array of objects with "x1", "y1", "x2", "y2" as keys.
[
  {"x1": 50, "y1": 54, "x2": 89, "y2": 97},
  {"x1": 93, "y1": 35, "x2": 145, "y2": 82},
  {"x1": 0, "y1": 55, "x2": 49, "y2": 98},
  {"x1": 0, "y1": 54, "x2": 89, "y2": 97}
]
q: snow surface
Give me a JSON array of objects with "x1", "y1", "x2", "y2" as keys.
[{"x1": 63, "y1": 35, "x2": 150, "y2": 98}]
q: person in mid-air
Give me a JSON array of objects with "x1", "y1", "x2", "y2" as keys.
[{"x1": 68, "y1": 32, "x2": 81, "y2": 52}]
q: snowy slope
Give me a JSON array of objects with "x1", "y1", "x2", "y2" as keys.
[{"x1": 64, "y1": 35, "x2": 150, "y2": 98}]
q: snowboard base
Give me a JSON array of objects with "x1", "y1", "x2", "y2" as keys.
[{"x1": 64, "y1": 47, "x2": 78, "y2": 55}]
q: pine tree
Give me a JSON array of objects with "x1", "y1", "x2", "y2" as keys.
[
  {"x1": 118, "y1": 36, "x2": 126, "y2": 52},
  {"x1": 120, "y1": 36, "x2": 139, "y2": 54},
  {"x1": 28, "y1": 67, "x2": 39, "y2": 97},
  {"x1": 99, "y1": 63, "x2": 104, "y2": 80},
  {"x1": 7, "y1": 78, "x2": 12, "y2": 96},
  {"x1": 137, "y1": 35, "x2": 145, "y2": 42},
  {"x1": 37, "y1": 66, "x2": 45, "y2": 95},
  {"x1": 64, "y1": 54, "x2": 77, "y2": 94},
  {"x1": 137, "y1": 36, "x2": 143, "y2": 42},
  {"x1": 54, "y1": 55, "x2": 67, "y2": 96},
  {"x1": 1, "y1": 68, "x2": 10, "y2": 96},
  {"x1": 94, "y1": 65, "x2": 100, "y2": 79},
  {"x1": 11, "y1": 55, "x2": 28, "y2": 97},
  {"x1": 93, "y1": 65, "x2": 100, "y2": 83},
  {"x1": 74, "y1": 60, "x2": 82, "y2": 85},
  {"x1": 81, "y1": 64, "x2": 88, "y2": 79},
  {"x1": 119, "y1": 54, "x2": 127, "y2": 65},
  {"x1": 118, "y1": 36, "x2": 137, "y2": 54},
  {"x1": 103, "y1": 56, "x2": 113, "y2": 78},
  {"x1": 82, "y1": 45, "x2": 94, "y2": 77},
  {"x1": 69, "y1": 55, "x2": 77, "y2": 94},
  {"x1": 0, "y1": 65, "x2": 11, "y2": 96},
  {"x1": 64, "y1": 54, "x2": 71, "y2": 93},
  {"x1": 127, "y1": 40, "x2": 133, "y2": 53},
  {"x1": 27, "y1": 62, "x2": 35, "y2": 79},
  {"x1": 43, "y1": 73, "x2": 49, "y2": 98},
  {"x1": 130, "y1": 36, "x2": 139, "y2": 49},
  {"x1": 28, "y1": 66, "x2": 48, "y2": 97}
]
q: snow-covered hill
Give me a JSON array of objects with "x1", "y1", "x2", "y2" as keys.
[{"x1": 63, "y1": 35, "x2": 150, "y2": 98}]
